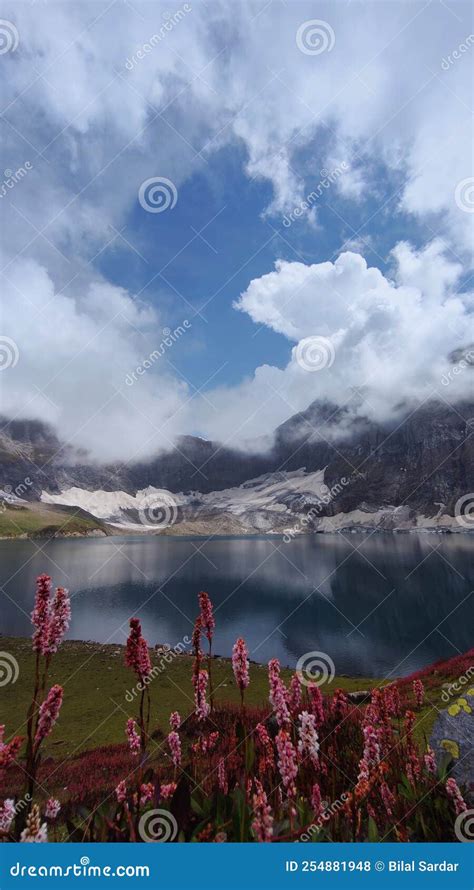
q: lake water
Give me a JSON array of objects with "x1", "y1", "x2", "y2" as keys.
[{"x1": 0, "y1": 533, "x2": 472, "y2": 678}]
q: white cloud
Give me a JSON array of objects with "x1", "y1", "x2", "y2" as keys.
[
  {"x1": 0, "y1": 0, "x2": 472, "y2": 461},
  {"x1": 200, "y1": 241, "x2": 472, "y2": 444},
  {"x1": 0, "y1": 256, "x2": 189, "y2": 462}
]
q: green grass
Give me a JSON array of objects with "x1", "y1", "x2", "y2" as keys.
[
  {"x1": 0, "y1": 504, "x2": 106, "y2": 538},
  {"x1": 0, "y1": 637, "x2": 384, "y2": 758},
  {"x1": 1, "y1": 636, "x2": 463, "y2": 759}
]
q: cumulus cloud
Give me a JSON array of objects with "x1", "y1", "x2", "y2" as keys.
[
  {"x1": 0, "y1": 256, "x2": 189, "y2": 462},
  {"x1": 198, "y1": 241, "x2": 472, "y2": 444}
]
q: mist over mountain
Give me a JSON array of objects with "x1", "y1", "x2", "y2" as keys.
[{"x1": 2, "y1": 397, "x2": 472, "y2": 535}]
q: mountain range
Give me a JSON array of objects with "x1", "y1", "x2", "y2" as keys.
[{"x1": 1, "y1": 398, "x2": 473, "y2": 537}]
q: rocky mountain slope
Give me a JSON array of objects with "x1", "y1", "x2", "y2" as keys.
[{"x1": 1, "y1": 398, "x2": 473, "y2": 535}]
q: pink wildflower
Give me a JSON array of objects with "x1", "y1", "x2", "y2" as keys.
[
  {"x1": 126, "y1": 718, "x2": 141, "y2": 756},
  {"x1": 34, "y1": 685, "x2": 63, "y2": 746},
  {"x1": 20, "y1": 805, "x2": 47, "y2": 843},
  {"x1": 361, "y1": 724, "x2": 380, "y2": 768},
  {"x1": 384, "y1": 683, "x2": 401, "y2": 717},
  {"x1": 232, "y1": 637, "x2": 250, "y2": 694},
  {"x1": 115, "y1": 780, "x2": 127, "y2": 804},
  {"x1": 46, "y1": 587, "x2": 70, "y2": 654},
  {"x1": 168, "y1": 730, "x2": 181, "y2": 767},
  {"x1": 198, "y1": 591, "x2": 215, "y2": 643},
  {"x1": 424, "y1": 747, "x2": 437, "y2": 775},
  {"x1": 160, "y1": 782, "x2": 176, "y2": 800},
  {"x1": 413, "y1": 678, "x2": 424, "y2": 709},
  {"x1": 140, "y1": 783, "x2": 154, "y2": 806},
  {"x1": 0, "y1": 798, "x2": 15, "y2": 832},
  {"x1": 308, "y1": 685, "x2": 325, "y2": 727},
  {"x1": 331, "y1": 689, "x2": 348, "y2": 720},
  {"x1": 193, "y1": 669, "x2": 210, "y2": 721},
  {"x1": 380, "y1": 782, "x2": 396, "y2": 818},
  {"x1": 169, "y1": 711, "x2": 181, "y2": 731},
  {"x1": 275, "y1": 729, "x2": 298, "y2": 798},
  {"x1": 311, "y1": 782, "x2": 325, "y2": 820},
  {"x1": 125, "y1": 618, "x2": 151, "y2": 680},
  {"x1": 218, "y1": 757, "x2": 228, "y2": 794},
  {"x1": 0, "y1": 727, "x2": 22, "y2": 770},
  {"x1": 255, "y1": 723, "x2": 275, "y2": 773},
  {"x1": 268, "y1": 658, "x2": 290, "y2": 727},
  {"x1": 446, "y1": 777, "x2": 467, "y2": 815},
  {"x1": 288, "y1": 674, "x2": 302, "y2": 713},
  {"x1": 252, "y1": 779, "x2": 273, "y2": 842},
  {"x1": 44, "y1": 798, "x2": 60, "y2": 820},
  {"x1": 31, "y1": 574, "x2": 52, "y2": 655},
  {"x1": 192, "y1": 732, "x2": 219, "y2": 754},
  {"x1": 297, "y1": 711, "x2": 320, "y2": 767}
]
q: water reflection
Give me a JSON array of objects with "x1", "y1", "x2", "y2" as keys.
[{"x1": 0, "y1": 534, "x2": 472, "y2": 677}]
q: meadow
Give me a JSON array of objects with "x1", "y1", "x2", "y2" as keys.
[{"x1": 0, "y1": 576, "x2": 472, "y2": 843}]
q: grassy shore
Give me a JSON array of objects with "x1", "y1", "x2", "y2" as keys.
[
  {"x1": 0, "y1": 503, "x2": 108, "y2": 538},
  {"x1": 1, "y1": 636, "x2": 462, "y2": 760},
  {"x1": 1, "y1": 636, "x2": 384, "y2": 758}
]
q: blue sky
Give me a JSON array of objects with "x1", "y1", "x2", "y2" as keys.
[{"x1": 1, "y1": 0, "x2": 473, "y2": 460}]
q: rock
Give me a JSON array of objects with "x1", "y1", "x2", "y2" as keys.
[
  {"x1": 347, "y1": 690, "x2": 371, "y2": 704},
  {"x1": 430, "y1": 687, "x2": 474, "y2": 796}
]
